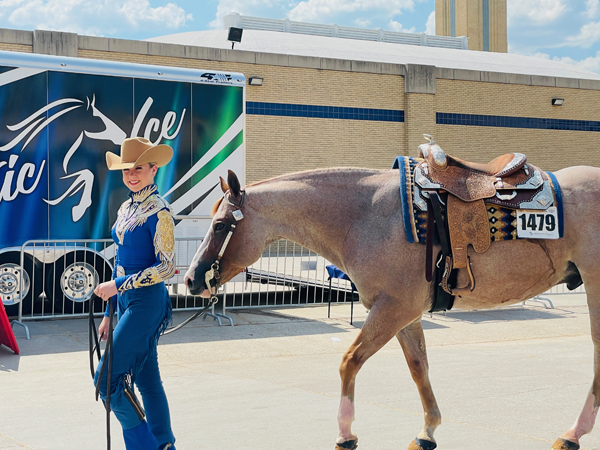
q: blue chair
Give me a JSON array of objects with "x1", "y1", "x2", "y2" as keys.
[{"x1": 326, "y1": 265, "x2": 357, "y2": 325}]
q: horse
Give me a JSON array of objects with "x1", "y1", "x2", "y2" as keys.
[{"x1": 184, "y1": 164, "x2": 600, "y2": 450}]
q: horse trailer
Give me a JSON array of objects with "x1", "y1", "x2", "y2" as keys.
[{"x1": 0, "y1": 50, "x2": 245, "y2": 319}]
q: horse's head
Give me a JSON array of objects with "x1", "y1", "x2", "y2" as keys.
[{"x1": 184, "y1": 170, "x2": 257, "y2": 297}]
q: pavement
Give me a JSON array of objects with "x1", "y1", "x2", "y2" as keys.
[{"x1": 0, "y1": 293, "x2": 598, "y2": 450}]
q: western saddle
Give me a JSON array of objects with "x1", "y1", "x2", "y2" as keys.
[{"x1": 414, "y1": 135, "x2": 553, "y2": 304}]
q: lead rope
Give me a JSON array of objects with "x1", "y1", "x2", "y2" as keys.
[
  {"x1": 89, "y1": 294, "x2": 114, "y2": 450},
  {"x1": 161, "y1": 293, "x2": 219, "y2": 335}
]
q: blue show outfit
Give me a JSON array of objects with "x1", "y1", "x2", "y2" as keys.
[{"x1": 94, "y1": 184, "x2": 176, "y2": 450}]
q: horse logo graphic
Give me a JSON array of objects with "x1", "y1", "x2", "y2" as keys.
[{"x1": 0, "y1": 67, "x2": 186, "y2": 222}]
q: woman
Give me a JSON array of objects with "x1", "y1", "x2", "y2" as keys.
[{"x1": 94, "y1": 137, "x2": 177, "y2": 450}]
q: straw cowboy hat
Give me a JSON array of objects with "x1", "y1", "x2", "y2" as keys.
[{"x1": 106, "y1": 137, "x2": 173, "y2": 170}]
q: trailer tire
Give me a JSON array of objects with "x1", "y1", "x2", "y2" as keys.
[
  {"x1": 0, "y1": 252, "x2": 44, "y2": 317},
  {"x1": 46, "y1": 250, "x2": 112, "y2": 314}
]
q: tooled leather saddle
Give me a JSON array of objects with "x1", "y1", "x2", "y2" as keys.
[{"x1": 413, "y1": 135, "x2": 556, "y2": 304}]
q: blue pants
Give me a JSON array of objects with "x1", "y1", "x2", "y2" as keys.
[{"x1": 94, "y1": 282, "x2": 174, "y2": 450}]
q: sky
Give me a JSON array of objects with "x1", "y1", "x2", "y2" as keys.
[{"x1": 0, "y1": 0, "x2": 599, "y2": 73}]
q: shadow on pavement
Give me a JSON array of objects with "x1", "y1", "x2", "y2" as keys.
[{"x1": 8, "y1": 306, "x2": 353, "y2": 357}]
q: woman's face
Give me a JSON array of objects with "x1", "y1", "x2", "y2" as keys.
[{"x1": 122, "y1": 163, "x2": 157, "y2": 192}]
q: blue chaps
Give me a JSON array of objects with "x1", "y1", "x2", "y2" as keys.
[{"x1": 94, "y1": 282, "x2": 174, "y2": 450}]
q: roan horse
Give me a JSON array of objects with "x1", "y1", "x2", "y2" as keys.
[{"x1": 184, "y1": 163, "x2": 600, "y2": 450}]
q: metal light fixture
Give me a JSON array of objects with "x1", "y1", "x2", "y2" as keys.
[
  {"x1": 228, "y1": 27, "x2": 243, "y2": 49},
  {"x1": 248, "y1": 77, "x2": 263, "y2": 86},
  {"x1": 552, "y1": 98, "x2": 564, "y2": 106}
]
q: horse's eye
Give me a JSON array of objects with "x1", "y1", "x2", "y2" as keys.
[{"x1": 214, "y1": 223, "x2": 225, "y2": 232}]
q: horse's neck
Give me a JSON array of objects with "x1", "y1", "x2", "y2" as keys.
[{"x1": 247, "y1": 169, "x2": 379, "y2": 263}]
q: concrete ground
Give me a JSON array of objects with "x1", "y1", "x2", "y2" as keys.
[{"x1": 0, "y1": 293, "x2": 598, "y2": 450}]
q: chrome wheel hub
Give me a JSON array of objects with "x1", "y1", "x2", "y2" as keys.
[
  {"x1": 60, "y1": 262, "x2": 99, "y2": 302},
  {"x1": 0, "y1": 263, "x2": 30, "y2": 305}
]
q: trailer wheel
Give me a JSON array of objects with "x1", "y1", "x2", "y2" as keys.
[
  {"x1": 0, "y1": 252, "x2": 44, "y2": 317},
  {"x1": 46, "y1": 250, "x2": 112, "y2": 314}
]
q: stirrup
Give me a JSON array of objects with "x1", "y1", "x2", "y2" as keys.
[{"x1": 452, "y1": 256, "x2": 476, "y2": 295}]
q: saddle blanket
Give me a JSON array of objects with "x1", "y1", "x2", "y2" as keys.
[{"x1": 392, "y1": 156, "x2": 564, "y2": 244}]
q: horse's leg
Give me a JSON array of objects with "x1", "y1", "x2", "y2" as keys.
[
  {"x1": 397, "y1": 320, "x2": 441, "y2": 450},
  {"x1": 336, "y1": 298, "x2": 419, "y2": 450},
  {"x1": 552, "y1": 285, "x2": 600, "y2": 450}
]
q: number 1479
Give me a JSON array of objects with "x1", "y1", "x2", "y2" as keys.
[{"x1": 516, "y1": 207, "x2": 559, "y2": 239}]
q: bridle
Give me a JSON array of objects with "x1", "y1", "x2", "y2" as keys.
[
  {"x1": 161, "y1": 190, "x2": 245, "y2": 336},
  {"x1": 203, "y1": 189, "x2": 245, "y2": 293},
  {"x1": 161, "y1": 190, "x2": 245, "y2": 335},
  {"x1": 162, "y1": 189, "x2": 245, "y2": 335}
]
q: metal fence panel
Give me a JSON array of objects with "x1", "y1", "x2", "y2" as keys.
[{"x1": 4, "y1": 238, "x2": 584, "y2": 328}]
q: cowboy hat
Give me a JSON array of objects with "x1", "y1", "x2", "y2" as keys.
[{"x1": 106, "y1": 137, "x2": 173, "y2": 170}]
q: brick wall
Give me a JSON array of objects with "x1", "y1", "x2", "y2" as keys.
[
  {"x1": 0, "y1": 43, "x2": 32, "y2": 53},
  {"x1": 434, "y1": 79, "x2": 600, "y2": 170},
  {"x1": 247, "y1": 115, "x2": 404, "y2": 183},
  {"x1": 405, "y1": 93, "x2": 436, "y2": 154}
]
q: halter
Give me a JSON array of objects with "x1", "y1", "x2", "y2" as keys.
[{"x1": 204, "y1": 190, "x2": 245, "y2": 292}]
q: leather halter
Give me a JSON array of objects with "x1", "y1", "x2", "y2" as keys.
[{"x1": 204, "y1": 190, "x2": 245, "y2": 292}]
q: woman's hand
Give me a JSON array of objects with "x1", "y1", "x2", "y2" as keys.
[
  {"x1": 98, "y1": 316, "x2": 111, "y2": 341},
  {"x1": 94, "y1": 280, "x2": 118, "y2": 301}
]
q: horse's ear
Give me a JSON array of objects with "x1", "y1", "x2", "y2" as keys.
[
  {"x1": 227, "y1": 170, "x2": 241, "y2": 198},
  {"x1": 220, "y1": 176, "x2": 229, "y2": 194}
]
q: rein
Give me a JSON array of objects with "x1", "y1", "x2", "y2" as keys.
[{"x1": 89, "y1": 294, "x2": 114, "y2": 450}]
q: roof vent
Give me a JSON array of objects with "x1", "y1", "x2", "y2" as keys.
[{"x1": 223, "y1": 13, "x2": 469, "y2": 50}]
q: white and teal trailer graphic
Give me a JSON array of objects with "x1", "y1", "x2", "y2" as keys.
[{"x1": 0, "y1": 50, "x2": 245, "y2": 316}]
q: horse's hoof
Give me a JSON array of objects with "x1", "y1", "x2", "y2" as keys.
[
  {"x1": 408, "y1": 437, "x2": 437, "y2": 450},
  {"x1": 551, "y1": 438, "x2": 580, "y2": 450},
  {"x1": 335, "y1": 438, "x2": 358, "y2": 450}
]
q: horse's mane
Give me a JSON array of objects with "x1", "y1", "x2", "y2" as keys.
[
  {"x1": 211, "y1": 197, "x2": 223, "y2": 216},
  {"x1": 247, "y1": 167, "x2": 382, "y2": 188}
]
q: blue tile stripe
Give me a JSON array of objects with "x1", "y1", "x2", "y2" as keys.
[
  {"x1": 437, "y1": 112, "x2": 600, "y2": 132},
  {"x1": 247, "y1": 102, "x2": 404, "y2": 122}
]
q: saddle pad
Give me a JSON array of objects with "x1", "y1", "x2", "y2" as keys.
[{"x1": 392, "y1": 156, "x2": 564, "y2": 244}]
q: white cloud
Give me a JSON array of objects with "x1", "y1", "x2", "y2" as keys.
[
  {"x1": 288, "y1": 0, "x2": 416, "y2": 23},
  {"x1": 0, "y1": 0, "x2": 191, "y2": 36},
  {"x1": 387, "y1": 19, "x2": 415, "y2": 33},
  {"x1": 587, "y1": 0, "x2": 599, "y2": 18},
  {"x1": 564, "y1": 50, "x2": 600, "y2": 72},
  {"x1": 565, "y1": 20, "x2": 600, "y2": 47},
  {"x1": 525, "y1": 50, "x2": 600, "y2": 74},
  {"x1": 507, "y1": 0, "x2": 568, "y2": 24},
  {"x1": 425, "y1": 9, "x2": 434, "y2": 35},
  {"x1": 208, "y1": 0, "x2": 287, "y2": 28},
  {"x1": 354, "y1": 18, "x2": 370, "y2": 27},
  {"x1": 210, "y1": 1, "x2": 255, "y2": 28}
]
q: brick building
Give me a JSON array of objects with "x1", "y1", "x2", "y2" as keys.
[{"x1": 0, "y1": 16, "x2": 598, "y2": 184}]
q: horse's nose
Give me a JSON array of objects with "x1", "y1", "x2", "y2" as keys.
[{"x1": 184, "y1": 276, "x2": 193, "y2": 290}]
